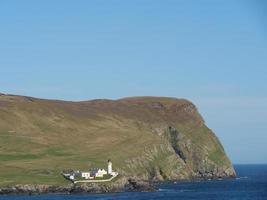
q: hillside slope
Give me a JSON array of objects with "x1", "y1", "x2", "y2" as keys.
[{"x1": 0, "y1": 94, "x2": 236, "y2": 186}]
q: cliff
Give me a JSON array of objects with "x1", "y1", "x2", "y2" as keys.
[{"x1": 0, "y1": 94, "x2": 235, "y2": 192}]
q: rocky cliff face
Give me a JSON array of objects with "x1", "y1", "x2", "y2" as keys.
[
  {"x1": 112, "y1": 97, "x2": 236, "y2": 181},
  {"x1": 0, "y1": 94, "x2": 235, "y2": 189}
]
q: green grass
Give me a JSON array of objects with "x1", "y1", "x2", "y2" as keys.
[
  {"x1": 208, "y1": 149, "x2": 226, "y2": 165},
  {"x1": 93, "y1": 174, "x2": 113, "y2": 180},
  {"x1": 0, "y1": 168, "x2": 69, "y2": 186},
  {"x1": 0, "y1": 154, "x2": 41, "y2": 161},
  {"x1": 0, "y1": 95, "x2": 234, "y2": 186}
]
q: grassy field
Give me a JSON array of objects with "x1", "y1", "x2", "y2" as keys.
[{"x1": 0, "y1": 94, "x2": 235, "y2": 186}]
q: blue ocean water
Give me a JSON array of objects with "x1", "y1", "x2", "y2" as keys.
[{"x1": 1, "y1": 164, "x2": 267, "y2": 200}]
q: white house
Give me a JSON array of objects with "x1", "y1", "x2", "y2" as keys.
[
  {"x1": 95, "y1": 169, "x2": 107, "y2": 177},
  {"x1": 81, "y1": 172, "x2": 91, "y2": 179}
]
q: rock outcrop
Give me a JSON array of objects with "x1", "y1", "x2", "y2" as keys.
[{"x1": 0, "y1": 179, "x2": 155, "y2": 195}]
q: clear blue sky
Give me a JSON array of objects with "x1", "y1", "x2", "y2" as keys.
[{"x1": 0, "y1": 0, "x2": 266, "y2": 164}]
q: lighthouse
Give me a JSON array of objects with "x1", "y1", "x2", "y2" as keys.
[{"x1": 108, "y1": 159, "x2": 112, "y2": 174}]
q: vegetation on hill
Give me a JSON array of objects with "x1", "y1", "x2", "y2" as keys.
[{"x1": 0, "y1": 94, "x2": 236, "y2": 186}]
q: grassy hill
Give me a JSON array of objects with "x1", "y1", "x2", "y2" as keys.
[{"x1": 0, "y1": 94, "x2": 236, "y2": 186}]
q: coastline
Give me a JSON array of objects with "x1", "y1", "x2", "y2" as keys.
[
  {"x1": 0, "y1": 176, "x2": 237, "y2": 195},
  {"x1": 0, "y1": 179, "x2": 155, "y2": 195}
]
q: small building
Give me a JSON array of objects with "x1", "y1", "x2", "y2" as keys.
[
  {"x1": 81, "y1": 172, "x2": 91, "y2": 179},
  {"x1": 95, "y1": 169, "x2": 107, "y2": 177},
  {"x1": 62, "y1": 170, "x2": 81, "y2": 181}
]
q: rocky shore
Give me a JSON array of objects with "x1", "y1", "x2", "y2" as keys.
[
  {"x1": 0, "y1": 175, "x2": 237, "y2": 195},
  {"x1": 0, "y1": 179, "x2": 155, "y2": 195}
]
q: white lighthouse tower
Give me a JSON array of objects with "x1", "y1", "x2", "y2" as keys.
[{"x1": 108, "y1": 159, "x2": 112, "y2": 174}]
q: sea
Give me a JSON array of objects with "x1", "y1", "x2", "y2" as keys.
[{"x1": 1, "y1": 164, "x2": 267, "y2": 200}]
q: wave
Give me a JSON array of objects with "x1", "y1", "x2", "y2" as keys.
[
  {"x1": 159, "y1": 188, "x2": 193, "y2": 193},
  {"x1": 236, "y1": 176, "x2": 248, "y2": 180}
]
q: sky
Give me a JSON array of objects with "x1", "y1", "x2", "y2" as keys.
[{"x1": 0, "y1": 0, "x2": 267, "y2": 164}]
